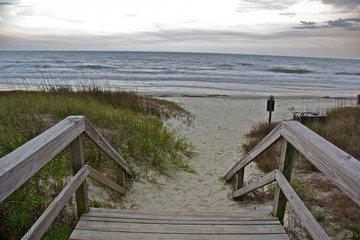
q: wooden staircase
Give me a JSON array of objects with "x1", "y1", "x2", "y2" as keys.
[
  {"x1": 1, "y1": 116, "x2": 359, "y2": 240},
  {"x1": 70, "y1": 208, "x2": 289, "y2": 240}
]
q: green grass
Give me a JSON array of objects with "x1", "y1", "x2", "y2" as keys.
[{"x1": 0, "y1": 87, "x2": 195, "y2": 239}]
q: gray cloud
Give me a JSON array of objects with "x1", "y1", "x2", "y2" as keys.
[
  {"x1": 0, "y1": 1, "x2": 17, "y2": 6},
  {"x1": 321, "y1": 0, "x2": 360, "y2": 9},
  {"x1": 346, "y1": 18, "x2": 360, "y2": 22},
  {"x1": 279, "y1": 12, "x2": 296, "y2": 17},
  {"x1": 237, "y1": 0, "x2": 298, "y2": 12},
  {"x1": 1, "y1": 26, "x2": 359, "y2": 59},
  {"x1": 294, "y1": 18, "x2": 360, "y2": 30},
  {"x1": 300, "y1": 21, "x2": 316, "y2": 25},
  {"x1": 327, "y1": 18, "x2": 353, "y2": 28}
]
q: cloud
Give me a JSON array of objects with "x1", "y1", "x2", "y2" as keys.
[
  {"x1": 294, "y1": 18, "x2": 360, "y2": 30},
  {"x1": 326, "y1": 18, "x2": 353, "y2": 28},
  {"x1": 279, "y1": 12, "x2": 296, "y2": 17},
  {"x1": 0, "y1": 1, "x2": 17, "y2": 6},
  {"x1": 237, "y1": 0, "x2": 298, "y2": 11},
  {"x1": 346, "y1": 18, "x2": 360, "y2": 22},
  {"x1": 0, "y1": 16, "x2": 3, "y2": 23},
  {"x1": 320, "y1": 0, "x2": 360, "y2": 9},
  {"x1": 300, "y1": 21, "x2": 316, "y2": 25}
]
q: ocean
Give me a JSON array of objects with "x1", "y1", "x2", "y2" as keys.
[{"x1": 0, "y1": 51, "x2": 359, "y2": 97}]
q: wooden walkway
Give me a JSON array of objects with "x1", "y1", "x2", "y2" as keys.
[
  {"x1": 70, "y1": 208, "x2": 289, "y2": 240},
  {"x1": 2, "y1": 116, "x2": 359, "y2": 240}
]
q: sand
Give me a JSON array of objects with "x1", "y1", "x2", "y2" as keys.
[{"x1": 121, "y1": 96, "x2": 356, "y2": 212}]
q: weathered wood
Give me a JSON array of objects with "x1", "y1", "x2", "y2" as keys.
[
  {"x1": 74, "y1": 220, "x2": 286, "y2": 234},
  {"x1": 79, "y1": 216, "x2": 278, "y2": 225},
  {"x1": 274, "y1": 170, "x2": 330, "y2": 240},
  {"x1": 225, "y1": 123, "x2": 282, "y2": 182},
  {"x1": 233, "y1": 170, "x2": 276, "y2": 199},
  {"x1": 272, "y1": 139, "x2": 296, "y2": 222},
  {"x1": 0, "y1": 116, "x2": 85, "y2": 203},
  {"x1": 86, "y1": 208, "x2": 280, "y2": 221},
  {"x1": 235, "y1": 169, "x2": 244, "y2": 190},
  {"x1": 71, "y1": 135, "x2": 89, "y2": 218},
  {"x1": 70, "y1": 231, "x2": 290, "y2": 240},
  {"x1": 84, "y1": 118, "x2": 134, "y2": 177},
  {"x1": 282, "y1": 121, "x2": 360, "y2": 207},
  {"x1": 22, "y1": 165, "x2": 89, "y2": 240},
  {"x1": 117, "y1": 167, "x2": 125, "y2": 187},
  {"x1": 88, "y1": 166, "x2": 126, "y2": 195},
  {"x1": 70, "y1": 208, "x2": 289, "y2": 240}
]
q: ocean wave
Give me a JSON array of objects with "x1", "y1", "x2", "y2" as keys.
[
  {"x1": 335, "y1": 72, "x2": 360, "y2": 76},
  {"x1": 76, "y1": 65, "x2": 112, "y2": 70},
  {"x1": 268, "y1": 68, "x2": 313, "y2": 74}
]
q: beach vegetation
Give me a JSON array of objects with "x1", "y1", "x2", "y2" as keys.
[
  {"x1": 242, "y1": 106, "x2": 360, "y2": 239},
  {"x1": 0, "y1": 87, "x2": 195, "y2": 239},
  {"x1": 242, "y1": 121, "x2": 280, "y2": 172}
]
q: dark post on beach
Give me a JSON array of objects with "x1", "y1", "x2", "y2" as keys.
[{"x1": 267, "y1": 95, "x2": 275, "y2": 125}]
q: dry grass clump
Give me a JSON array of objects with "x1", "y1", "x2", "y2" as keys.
[
  {"x1": 305, "y1": 106, "x2": 360, "y2": 160},
  {"x1": 241, "y1": 121, "x2": 280, "y2": 172}
]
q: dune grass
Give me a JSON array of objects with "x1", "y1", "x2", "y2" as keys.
[{"x1": 0, "y1": 87, "x2": 195, "y2": 239}]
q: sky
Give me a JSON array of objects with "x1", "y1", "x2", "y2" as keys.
[{"x1": 0, "y1": 0, "x2": 359, "y2": 59}]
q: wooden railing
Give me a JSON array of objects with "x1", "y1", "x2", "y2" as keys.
[
  {"x1": 225, "y1": 120, "x2": 360, "y2": 240},
  {"x1": 0, "y1": 116, "x2": 134, "y2": 240}
]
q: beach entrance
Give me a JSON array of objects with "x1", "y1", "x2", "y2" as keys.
[{"x1": 1, "y1": 116, "x2": 359, "y2": 239}]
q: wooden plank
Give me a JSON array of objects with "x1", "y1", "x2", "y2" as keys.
[
  {"x1": 22, "y1": 165, "x2": 89, "y2": 240},
  {"x1": 84, "y1": 117, "x2": 134, "y2": 177},
  {"x1": 274, "y1": 170, "x2": 330, "y2": 240},
  {"x1": 233, "y1": 170, "x2": 276, "y2": 199},
  {"x1": 79, "y1": 216, "x2": 278, "y2": 225},
  {"x1": 272, "y1": 140, "x2": 296, "y2": 223},
  {"x1": 88, "y1": 166, "x2": 126, "y2": 195},
  {"x1": 225, "y1": 123, "x2": 282, "y2": 182},
  {"x1": 71, "y1": 135, "x2": 89, "y2": 218},
  {"x1": 73, "y1": 220, "x2": 286, "y2": 234},
  {"x1": 86, "y1": 208, "x2": 279, "y2": 221},
  {"x1": 282, "y1": 121, "x2": 360, "y2": 206},
  {"x1": 0, "y1": 116, "x2": 85, "y2": 203},
  {"x1": 70, "y1": 230, "x2": 290, "y2": 240}
]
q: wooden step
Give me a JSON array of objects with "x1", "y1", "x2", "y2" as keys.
[{"x1": 70, "y1": 208, "x2": 290, "y2": 239}]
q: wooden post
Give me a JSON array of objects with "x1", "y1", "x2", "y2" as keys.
[
  {"x1": 235, "y1": 168, "x2": 244, "y2": 190},
  {"x1": 71, "y1": 135, "x2": 89, "y2": 218},
  {"x1": 234, "y1": 168, "x2": 245, "y2": 200},
  {"x1": 267, "y1": 95, "x2": 275, "y2": 125},
  {"x1": 117, "y1": 167, "x2": 125, "y2": 187},
  {"x1": 272, "y1": 138, "x2": 295, "y2": 223}
]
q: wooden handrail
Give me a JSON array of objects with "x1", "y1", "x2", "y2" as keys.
[
  {"x1": 22, "y1": 165, "x2": 89, "y2": 240},
  {"x1": 225, "y1": 120, "x2": 360, "y2": 240},
  {"x1": 0, "y1": 116, "x2": 85, "y2": 203},
  {"x1": 281, "y1": 121, "x2": 360, "y2": 206},
  {"x1": 224, "y1": 123, "x2": 282, "y2": 182},
  {"x1": 0, "y1": 116, "x2": 135, "y2": 240},
  {"x1": 84, "y1": 118, "x2": 134, "y2": 176}
]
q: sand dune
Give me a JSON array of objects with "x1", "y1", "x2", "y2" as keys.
[{"x1": 122, "y1": 96, "x2": 355, "y2": 212}]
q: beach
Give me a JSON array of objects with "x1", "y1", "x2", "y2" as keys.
[{"x1": 121, "y1": 96, "x2": 356, "y2": 212}]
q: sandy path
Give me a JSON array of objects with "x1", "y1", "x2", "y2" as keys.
[{"x1": 121, "y1": 96, "x2": 355, "y2": 212}]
